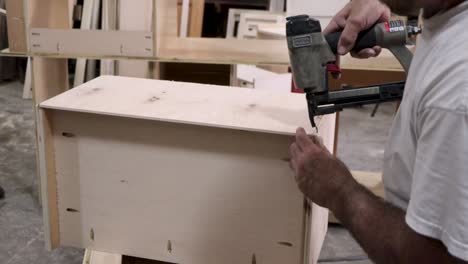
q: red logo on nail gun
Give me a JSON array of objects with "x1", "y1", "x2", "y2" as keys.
[{"x1": 385, "y1": 22, "x2": 390, "y2": 32}]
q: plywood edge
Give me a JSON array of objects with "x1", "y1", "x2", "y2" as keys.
[
  {"x1": 305, "y1": 113, "x2": 336, "y2": 264},
  {"x1": 38, "y1": 76, "x2": 318, "y2": 137},
  {"x1": 39, "y1": 105, "x2": 306, "y2": 137},
  {"x1": 38, "y1": 109, "x2": 60, "y2": 249},
  {"x1": 157, "y1": 37, "x2": 289, "y2": 65}
]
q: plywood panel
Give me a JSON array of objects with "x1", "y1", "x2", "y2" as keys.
[
  {"x1": 40, "y1": 76, "x2": 324, "y2": 136},
  {"x1": 50, "y1": 110, "x2": 306, "y2": 264}
]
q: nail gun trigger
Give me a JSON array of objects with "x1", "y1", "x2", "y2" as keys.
[{"x1": 326, "y1": 63, "x2": 342, "y2": 79}]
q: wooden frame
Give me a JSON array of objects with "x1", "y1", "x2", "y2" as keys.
[
  {"x1": 0, "y1": 0, "x2": 404, "y2": 72},
  {"x1": 38, "y1": 76, "x2": 336, "y2": 264}
]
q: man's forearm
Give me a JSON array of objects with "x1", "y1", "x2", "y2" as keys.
[{"x1": 332, "y1": 179, "x2": 466, "y2": 264}]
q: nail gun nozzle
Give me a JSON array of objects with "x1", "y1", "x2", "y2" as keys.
[{"x1": 407, "y1": 26, "x2": 422, "y2": 37}]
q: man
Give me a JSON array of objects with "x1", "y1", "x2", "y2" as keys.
[{"x1": 289, "y1": 0, "x2": 468, "y2": 263}]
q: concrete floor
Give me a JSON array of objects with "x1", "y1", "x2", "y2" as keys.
[{"x1": 0, "y1": 81, "x2": 395, "y2": 264}]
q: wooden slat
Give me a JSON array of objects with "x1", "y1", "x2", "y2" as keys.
[
  {"x1": 116, "y1": 0, "x2": 154, "y2": 78},
  {"x1": 188, "y1": 0, "x2": 204, "y2": 37},
  {"x1": 30, "y1": 29, "x2": 154, "y2": 58},
  {"x1": 100, "y1": 0, "x2": 117, "y2": 75},
  {"x1": 74, "y1": 0, "x2": 95, "y2": 87},
  {"x1": 5, "y1": 0, "x2": 28, "y2": 52}
]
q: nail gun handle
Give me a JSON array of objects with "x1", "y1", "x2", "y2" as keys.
[{"x1": 325, "y1": 26, "x2": 377, "y2": 54}]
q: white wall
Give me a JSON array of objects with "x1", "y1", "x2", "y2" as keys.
[{"x1": 286, "y1": 0, "x2": 349, "y2": 28}]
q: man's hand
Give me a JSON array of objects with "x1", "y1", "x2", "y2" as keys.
[
  {"x1": 324, "y1": 0, "x2": 391, "y2": 58},
  {"x1": 289, "y1": 127, "x2": 357, "y2": 211}
]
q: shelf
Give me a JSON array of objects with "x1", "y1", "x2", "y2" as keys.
[{"x1": 0, "y1": 49, "x2": 28, "y2": 58}]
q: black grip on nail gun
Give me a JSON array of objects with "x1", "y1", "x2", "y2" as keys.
[{"x1": 325, "y1": 26, "x2": 377, "y2": 54}]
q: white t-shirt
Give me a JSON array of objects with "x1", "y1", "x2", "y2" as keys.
[{"x1": 382, "y1": 1, "x2": 468, "y2": 261}]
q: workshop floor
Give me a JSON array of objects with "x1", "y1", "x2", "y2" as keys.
[{"x1": 0, "y1": 81, "x2": 395, "y2": 264}]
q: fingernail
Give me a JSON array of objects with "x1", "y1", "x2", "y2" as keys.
[
  {"x1": 338, "y1": 46, "x2": 347, "y2": 55},
  {"x1": 366, "y1": 50, "x2": 376, "y2": 57}
]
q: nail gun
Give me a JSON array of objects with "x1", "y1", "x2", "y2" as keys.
[{"x1": 286, "y1": 15, "x2": 422, "y2": 128}]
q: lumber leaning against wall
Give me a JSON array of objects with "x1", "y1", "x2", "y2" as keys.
[
  {"x1": 38, "y1": 76, "x2": 335, "y2": 264},
  {"x1": 5, "y1": 0, "x2": 27, "y2": 52}
]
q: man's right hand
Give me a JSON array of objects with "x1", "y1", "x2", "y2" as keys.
[{"x1": 324, "y1": 0, "x2": 391, "y2": 58}]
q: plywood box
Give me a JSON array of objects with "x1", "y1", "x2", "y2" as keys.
[{"x1": 39, "y1": 76, "x2": 336, "y2": 264}]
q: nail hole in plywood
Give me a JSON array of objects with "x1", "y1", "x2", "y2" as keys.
[
  {"x1": 277, "y1": 241, "x2": 293, "y2": 247},
  {"x1": 90, "y1": 228, "x2": 95, "y2": 241},
  {"x1": 66, "y1": 208, "x2": 79, "y2": 213},
  {"x1": 62, "y1": 132, "x2": 75, "y2": 138},
  {"x1": 167, "y1": 240, "x2": 172, "y2": 253},
  {"x1": 147, "y1": 96, "x2": 160, "y2": 103}
]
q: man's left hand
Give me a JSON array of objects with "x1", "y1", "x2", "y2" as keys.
[{"x1": 289, "y1": 127, "x2": 356, "y2": 211}]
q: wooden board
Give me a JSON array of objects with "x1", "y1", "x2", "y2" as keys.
[
  {"x1": 177, "y1": 0, "x2": 205, "y2": 37},
  {"x1": 39, "y1": 77, "x2": 336, "y2": 264},
  {"x1": 116, "y1": 0, "x2": 154, "y2": 78},
  {"x1": 30, "y1": 0, "x2": 74, "y2": 246},
  {"x1": 30, "y1": 29, "x2": 154, "y2": 58},
  {"x1": 100, "y1": 0, "x2": 117, "y2": 75},
  {"x1": 40, "y1": 76, "x2": 326, "y2": 135},
  {"x1": 5, "y1": 0, "x2": 28, "y2": 52}
]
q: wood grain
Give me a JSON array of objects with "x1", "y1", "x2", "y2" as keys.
[
  {"x1": 40, "y1": 76, "x2": 336, "y2": 263},
  {"x1": 40, "y1": 76, "x2": 324, "y2": 136},
  {"x1": 51, "y1": 110, "x2": 306, "y2": 264}
]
